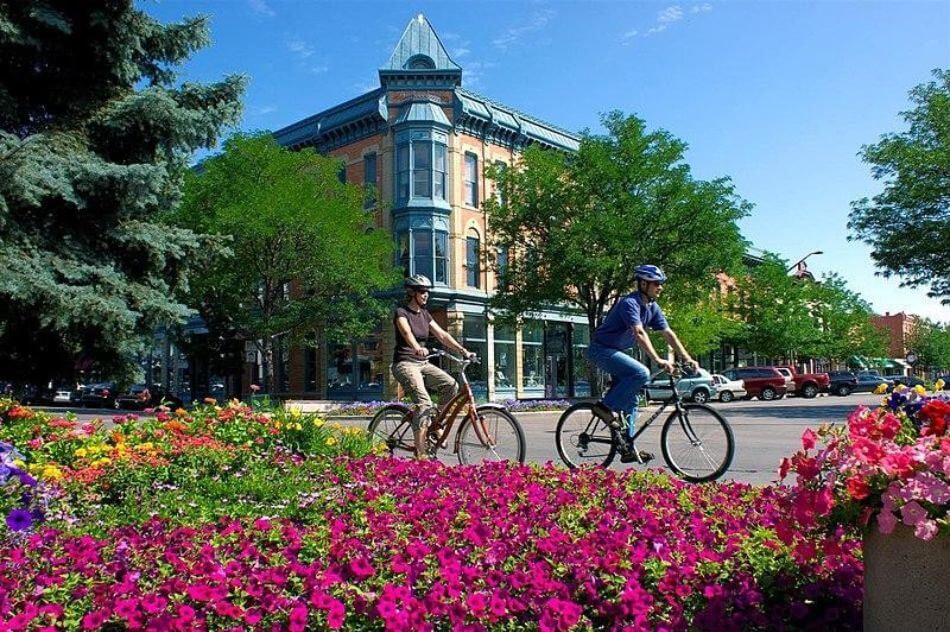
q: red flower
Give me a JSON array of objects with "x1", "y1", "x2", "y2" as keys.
[{"x1": 845, "y1": 476, "x2": 870, "y2": 500}]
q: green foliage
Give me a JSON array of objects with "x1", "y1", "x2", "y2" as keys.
[
  {"x1": 0, "y1": 1, "x2": 245, "y2": 383},
  {"x1": 167, "y1": 133, "x2": 398, "y2": 391},
  {"x1": 848, "y1": 69, "x2": 950, "y2": 304},
  {"x1": 806, "y1": 273, "x2": 888, "y2": 361},
  {"x1": 906, "y1": 318, "x2": 950, "y2": 370},
  {"x1": 484, "y1": 111, "x2": 749, "y2": 357}
]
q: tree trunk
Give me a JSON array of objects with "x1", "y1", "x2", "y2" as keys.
[{"x1": 262, "y1": 338, "x2": 276, "y2": 395}]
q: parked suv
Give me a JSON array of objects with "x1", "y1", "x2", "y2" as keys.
[
  {"x1": 643, "y1": 368, "x2": 716, "y2": 404},
  {"x1": 720, "y1": 367, "x2": 788, "y2": 401},
  {"x1": 827, "y1": 371, "x2": 859, "y2": 396},
  {"x1": 80, "y1": 382, "x2": 118, "y2": 408}
]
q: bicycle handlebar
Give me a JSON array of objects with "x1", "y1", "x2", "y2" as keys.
[{"x1": 426, "y1": 349, "x2": 480, "y2": 365}]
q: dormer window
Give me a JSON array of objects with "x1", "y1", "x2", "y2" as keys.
[
  {"x1": 395, "y1": 129, "x2": 447, "y2": 204},
  {"x1": 407, "y1": 55, "x2": 435, "y2": 70}
]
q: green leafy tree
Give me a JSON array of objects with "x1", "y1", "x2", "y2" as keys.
[
  {"x1": 805, "y1": 273, "x2": 888, "y2": 361},
  {"x1": 906, "y1": 319, "x2": 950, "y2": 371},
  {"x1": 484, "y1": 112, "x2": 750, "y2": 382},
  {"x1": 729, "y1": 257, "x2": 817, "y2": 361},
  {"x1": 849, "y1": 69, "x2": 950, "y2": 303},
  {"x1": 0, "y1": 2, "x2": 244, "y2": 384},
  {"x1": 169, "y1": 133, "x2": 397, "y2": 392}
]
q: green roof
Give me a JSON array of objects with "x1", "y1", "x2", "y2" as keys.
[{"x1": 381, "y1": 14, "x2": 460, "y2": 72}]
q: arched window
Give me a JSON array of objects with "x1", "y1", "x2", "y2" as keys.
[
  {"x1": 407, "y1": 55, "x2": 436, "y2": 70},
  {"x1": 466, "y1": 228, "x2": 481, "y2": 289}
]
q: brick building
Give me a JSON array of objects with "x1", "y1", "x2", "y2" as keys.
[
  {"x1": 871, "y1": 311, "x2": 918, "y2": 359},
  {"x1": 268, "y1": 15, "x2": 590, "y2": 402}
]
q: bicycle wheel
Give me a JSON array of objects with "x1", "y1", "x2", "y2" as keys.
[
  {"x1": 457, "y1": 406, "x2": 526, "y2": 465},
  {"x1": 555, "y1": 403, "x2": 618, "y2": 468},
  {"x1": 660, "y1": 403, "x2": 734, "y2": 482},
  {"x1": 367, "y1": 404, "x2": 414, "y2": 457}
]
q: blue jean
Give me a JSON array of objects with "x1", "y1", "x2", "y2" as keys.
[{"x1": 586, "y1": 342, "x2": 651, "y2": 439}]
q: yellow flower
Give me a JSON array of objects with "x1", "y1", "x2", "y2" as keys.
[
  {"x1": 93, "y1": 458, "x2": 111, "y2": 467},
  {"x1": 325, "y1": 436, "x2": 338, "y2": 447},
  {"x1": 41, "y1": 466, "x2": 63, "y2": 481},
  {"x1": 293, "y1": 423, "x2": 303, "y2": 431},
  {"x1": 13, "y1": 459, "x2": 26, "y2": 469},
  {"x1": 175, "y1": 408, "x2": 189, "y2": 418},
  {"x1": 74, "y1": 447, "x2": 88, "y2": 458},
  {"x1": 288, "y1": 406, "x2": 302, "y2": 418},
  {"x1": 312, "y1": 418, "x2": 325, "y2": 428},
  {"x1": 275, "y1": 421, "x2": 282, "y2": 430},
  {"x1": 914, "y1": 385, "x2": 926, "y2": 395},
  {"x1": 935, "y1": 379, "x2": 945, "y2": 391},
  {"x1": 874, "y1": 383, "x2": 889, "y2": 394}
]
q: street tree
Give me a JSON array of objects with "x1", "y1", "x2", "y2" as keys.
[
  {"x1": 728, "y1": 257, "x2": 817, "y2": 362},
  {"x1": 169, "y1": 133, "x2": 397, "y2": 392},
  {"x1": 906, "y1": 319, "x2": 950, "y2": 372},
  {"x1": 0, "y1": 2, "x2": 244, "y2": 384},
  {"x1": 849, "y1": 69, "x2": 950, "y2": 304},
  {"x1": 805, "y1": 273, "x2": 888, "y2": 361},
  {"x1": 484, "y1": 112, "x2": 750, "y2": 383}
]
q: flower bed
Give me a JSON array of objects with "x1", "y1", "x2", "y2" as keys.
[{"x1": 0, "y1": 397, "x2": 868, "y2": 629}]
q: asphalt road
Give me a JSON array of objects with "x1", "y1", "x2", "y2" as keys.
[{"x1": 41, "y1": 392, "x2": 886, "y2": 487}]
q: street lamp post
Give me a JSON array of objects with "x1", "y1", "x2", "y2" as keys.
[{"x1": 787, "y1": 250, "x2": 824, "y2": 273}]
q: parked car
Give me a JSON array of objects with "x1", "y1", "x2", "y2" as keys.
[
  {"x1": 643, "y1": 368, "x2": 716, "y2": 404},
  {"x1": 720, "y1": 367, "x2": 788, "y2": 401},
  {"x1": 80, "y1": 382, "x2": 118, "y2": 408},
  {"x1": 853, "y1": 372, "x2": 893, "y2": 393},
  {"x1": 776, "y1": 366, "x2": 831, "y2": 398},
  {"x1": 827, "y1": 371, "x2": 859, "y2": 396},
  {"x1": 711, "y1": 374, "x2": 747, "y2": 402},
  {"x1": 774, "y1": 367, "x2": 797, "y2": 394},
  {"x1": 885, "y1": 375, "x2": 927, "y2": 389},
  {"x1": 51, "y1": 386, "x2": 81, "y2": 405},
  {"x1": 114, "y1": 384, "x2": 184, "y2": 410}
]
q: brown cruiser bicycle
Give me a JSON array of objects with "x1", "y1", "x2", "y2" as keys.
[{"x1": 367, "y1": 350, "x2": 527, "y2": 464}]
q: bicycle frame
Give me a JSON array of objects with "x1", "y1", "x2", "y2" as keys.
[
  {"x1": 612, "y1": 370, "x2": 703, "y2": 446},
  {"x1": 405, "y1": 351, "x2": 493, "y2": 455}
]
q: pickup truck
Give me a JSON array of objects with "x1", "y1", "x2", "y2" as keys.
[{"x1": 777, "y1": 366, "x2": 830, "y2": 399}]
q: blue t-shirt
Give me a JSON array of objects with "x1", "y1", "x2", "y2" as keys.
[{"x1": 592, "y1": 292, "x2": 669, "y2": 350}]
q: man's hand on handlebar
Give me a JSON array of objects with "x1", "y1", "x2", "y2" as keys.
[
  {"x1": 656, "y1": 359, "x2": 675, "y2": 374},
  {"x1": 684, "y1": 358, "x2": 700, "y2": 373},
  {"x1": 414, "y1": 347, "x2": 429, "y2": 358}
]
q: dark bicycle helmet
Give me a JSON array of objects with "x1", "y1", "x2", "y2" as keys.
[
  {"x1": 404, "y1": 274, "x2": 432, "y2": 289},
  {"x1": 634, "y1": 264, "x2": 667, "y2": 283}
]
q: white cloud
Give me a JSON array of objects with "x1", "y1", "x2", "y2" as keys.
[
  {"x1": 620, "y1": 28, "x2": 639, "y2": 45},
  {"x1": 453, "y1": 47, "x2": 471, "y2": 59},
  {"x1": 249, "y1": 105, "x2": 277, "y2": 116},
  {"x1": 647, "y1": 24, "x2": 668, "y2": 35},
  {"x1": 658, "y1": 6, "x2": 684, "y2": 23},
  {"x1": 308, "y1": 64, "x2": 329, "y2": 75},
  {"x1": 692, "y1": 3, "x2": 713, "y2": 13},
  {"x1": 247, "y1": 0, "x2": 275, "y2": 17},
  {"x1": 492, "y1": 10, "x2": 555, "y2": 49},
  {"x1": 463, "y1": 60, "x2": 496, "y2": 88},
  {"x1": 286, "y1": 38, "x2": 315, "y2": 59}
]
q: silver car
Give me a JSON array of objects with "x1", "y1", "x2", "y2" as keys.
[
  {"x1": 711, "y1": 374, "x2": 747, "y2": 402},
  {"x1": 642, "y1": 368, "x2": 716, "y2": 404}
]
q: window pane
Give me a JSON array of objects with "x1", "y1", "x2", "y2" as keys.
[
  {"x1": 397, "y1": 146, "x2": 409, "y2": 170},
  {"x1": 397, "y1": 232, "x2": 410, "y2": 275},
  {"x1": 355, "y1": 334, "x2": 384, "y2": 401},
  {"x1": 413, "y1": 170, "x2": 431, "y2": 198},
  {"x1": 434, "y1": 144, "x2": 445, "y2": 171},
  {"x1": 434, "y1": 231, "x2": 448, "y2": 284},
  {"x1": 397, "y1": 146, "x2": 409, "y2": 200},
  {"x1": 434, "y1": 171, "x2": 445, "y2": 199},
  {"x1": 363, "y1": 153, "x2": 377, "y2": 208},
  {"x1": 464, "y1": 153, "x2": 478, "y2": 206},
  {"x1": 414, "y1": 230, "x2": 433, "y2": 280},
  {"x1": 327, "y1": 342, "x2": 354, "y2": 400},
  {"x1": 523, "y1": 320, "x2": 543, "y2": 343},
  {"x1": 494, "y1": 341, "x2": 517, "y2": 394},
  {"x1": 466, "y1": 237, "x2": 480, "y2": 288},
  {"x1": 462, "y1": 316, "x2": 487, "y2": 400},
  {"x1": 413, "y1": 142, "x2": 431, "y2": 168}
]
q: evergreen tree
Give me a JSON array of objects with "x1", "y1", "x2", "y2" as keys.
[{"x1": 0, "y1": 1, "x2": 244, "y2": 383}]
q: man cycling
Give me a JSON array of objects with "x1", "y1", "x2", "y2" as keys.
[
  {"x1": 392, "y1": 274, "x2": 473, "y2": 459},
  {"x1": 587, "y1": 264, "x2": 700, "y2": 463}
]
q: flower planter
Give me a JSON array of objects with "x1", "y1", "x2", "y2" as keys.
[{"x1": 863, "y1": 525, "x2": 950, "y2": 631}]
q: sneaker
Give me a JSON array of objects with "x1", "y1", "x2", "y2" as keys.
[
  {"x1": 592, "y1": 402, "x2": 620, "y2": 429},
  {"x1": 619, "y1": 444, "x2": 654, "y2": 464}
]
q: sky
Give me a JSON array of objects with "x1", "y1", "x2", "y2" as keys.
[{"x1": 143, "y1": 0, "x2": 950, "y2": 322}]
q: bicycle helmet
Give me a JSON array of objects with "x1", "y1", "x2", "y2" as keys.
[
  {"x1": 404, "y1": 274, "x2": 432, "y2": 290},
  {"x1": 634, "y1": 264, "x2": 667, "y2": 283}
]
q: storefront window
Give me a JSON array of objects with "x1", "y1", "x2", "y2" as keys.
[
  {"x1": 355, "y1": 334, "x2": 384, "y2": 400},
  {"x1": 522, "y1": 320, "x2": 544, "y2": 397},
  {"x1": 326, "y1": 342, "x2": 353, "y2": 399},
  {"x1": 462, "y1": 316, "x2": 488, "y2": 400},
  {"x1": 494, "y1": 324, "x2": 516, "y2": 399}
]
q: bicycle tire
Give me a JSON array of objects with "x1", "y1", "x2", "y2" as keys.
[
  {"x1": 367, "y1": 404, "x2": 414, "y2": 458},
  {"x1": 555, "y1": 403, "x2": 618, "y2": 469},
  {"x1": 660, "y1": 403, "x2": 734, "y2": 482},
  {"x1": 457, "y1": 406, "x2": 526, "y2": 465}
]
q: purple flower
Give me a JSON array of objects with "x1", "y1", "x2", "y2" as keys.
[{"x1": 5, "y1": 508, "x2": 33, "y2": 532}]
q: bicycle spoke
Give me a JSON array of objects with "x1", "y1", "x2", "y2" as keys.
[
  {"x1": 555, "y1": 404, "x2": 618, "y2": 468},
  {"x1": 660, "y1": 404, "x2": 734, "y2": 482},
  {"x1": 458, "y1": 409, "x2": 525, "y2": 464}
]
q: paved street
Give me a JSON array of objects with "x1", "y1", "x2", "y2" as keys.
[{"x1": 51, "y1": 392, "x2": 886, "y2": 487}]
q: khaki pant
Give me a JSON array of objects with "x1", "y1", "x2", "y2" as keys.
[{"x1": 392, "y1": 360, "x2": 458, "y2": 429}]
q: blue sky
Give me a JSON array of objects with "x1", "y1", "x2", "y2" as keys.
[{"x1": 144, "y1": 0, "x2": 950, "y2": 322}]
